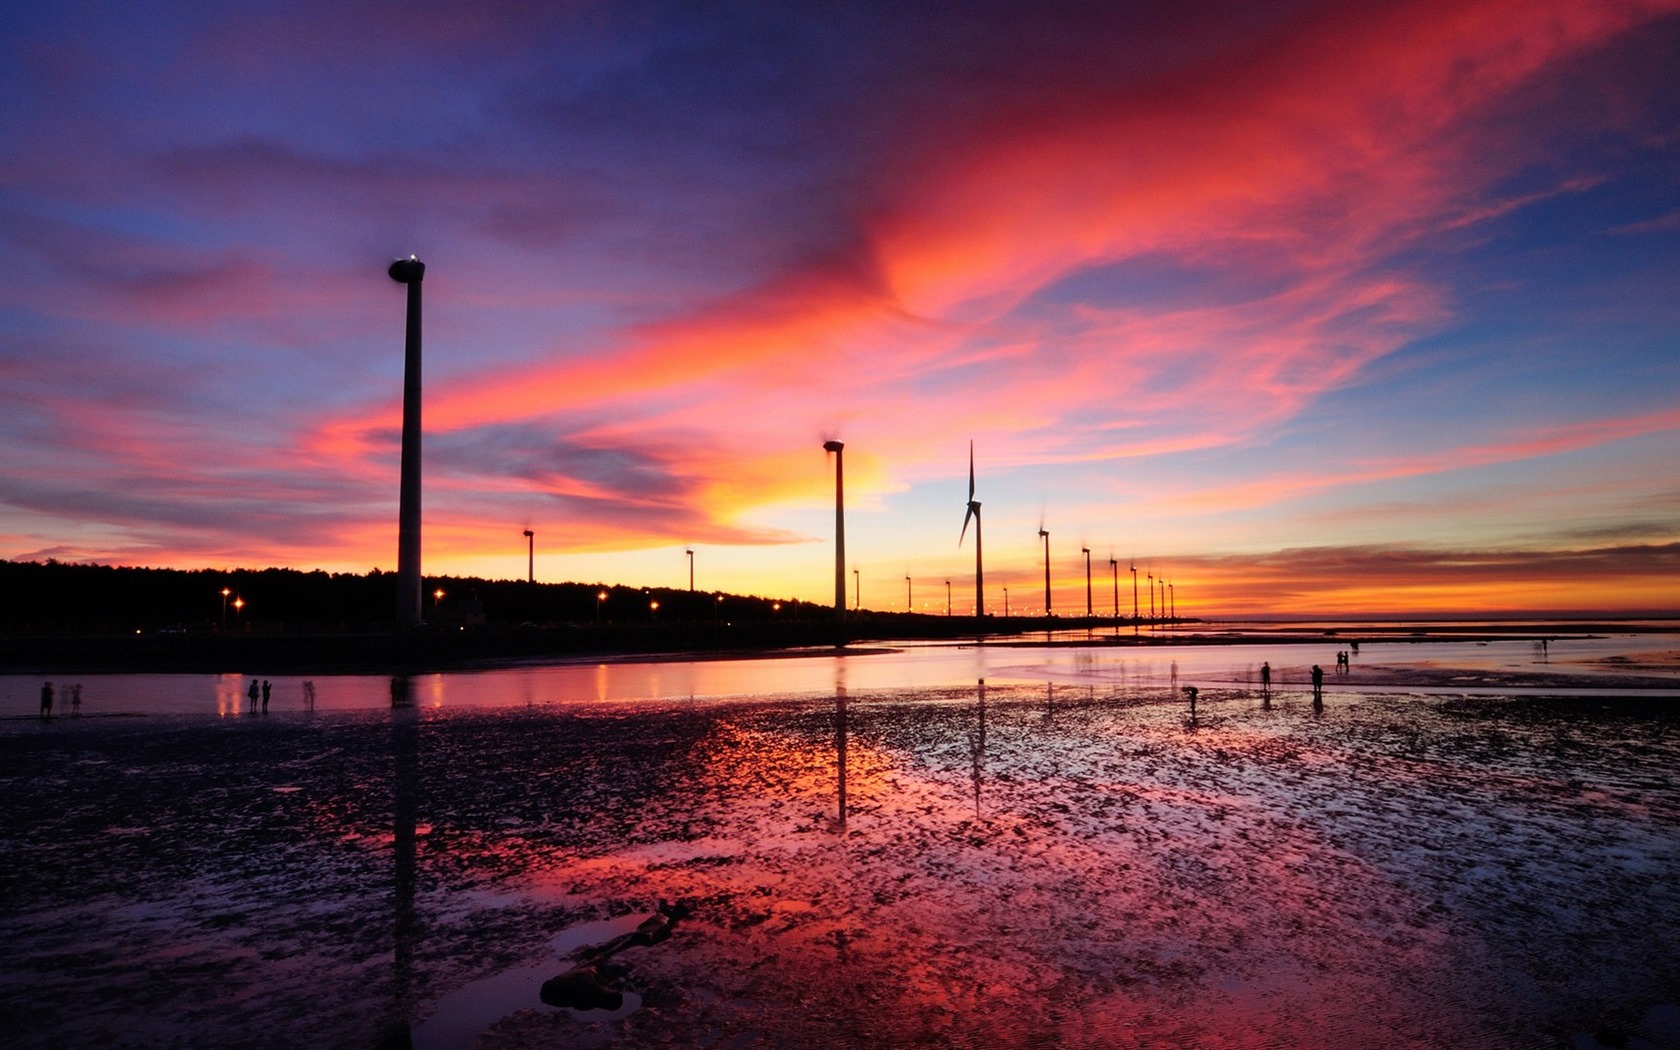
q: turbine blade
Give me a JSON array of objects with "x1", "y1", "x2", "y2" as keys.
[
  {"x1": 968, "y1": 440, "x2": 976, "y2": 501},
  {"x1": 960, "y1": 503, "x2": 975, "y2": 546}
]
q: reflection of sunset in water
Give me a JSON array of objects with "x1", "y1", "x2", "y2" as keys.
[{"x1": 4, "y1": 676, "x2": 1676, "y2": 1047}]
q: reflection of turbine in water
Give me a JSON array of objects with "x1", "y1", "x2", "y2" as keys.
[
  {"x1": 834, "y1": 664, "x2": 848, "y2": 830},
  {"x1": 959, "y1": 441, "x2": 984, "y2": 632},
  {"x1": 969, "y1": 678, "x2": 987, "y2": 818},
  {"x1": 383, "y1": 697, "x2": 420, "y2": 1047}
]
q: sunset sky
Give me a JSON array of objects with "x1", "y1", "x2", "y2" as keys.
[{"x1": 3, "y1": 0, "x2": 1678, "y2": 617}]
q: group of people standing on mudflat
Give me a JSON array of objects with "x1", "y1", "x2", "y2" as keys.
[
  {"x1": 38, "y1": 681, "x2": 82, "y2": 717},
  {"x1": 1256, "y1": 644, "x2": 1357, "y2": 711}
]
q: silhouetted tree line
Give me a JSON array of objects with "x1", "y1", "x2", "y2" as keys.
[{"x1": 0, "y1": 559, "x2": 827, "y2": 634}]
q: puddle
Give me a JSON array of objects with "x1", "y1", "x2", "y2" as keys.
[{"x1": 411, "y1": 914, "x2": 650, "y2": 1049}]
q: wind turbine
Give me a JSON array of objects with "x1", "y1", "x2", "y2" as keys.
[
  {"x1": 959, "y1": 441, "x2": 984, "y2": 626},
  {"x1": 823, "y1": 441, "x2": 845, "y2": 621},
  {"x1": 1038, "y1": 523, "x2": 1052, "y2": 618}
]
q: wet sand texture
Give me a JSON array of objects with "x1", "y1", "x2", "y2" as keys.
[{"x1": 1, "y1": 686, "x2": 1677, "y2": 1048}]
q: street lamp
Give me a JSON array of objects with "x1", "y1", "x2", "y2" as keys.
[
  {"x1": 1130, "y1": 563, "x2": 1139, "y2": 635},
  {"x1": 824, "y1": 440, "x2": 846, "y2": 622},
  {"x1": 523, "y1": 530, "x2": 534, "y2": 584},
  {"x1": 905, "y1": 575, "x2": 911, "y2": 612},
  {"x1": 853, "y1": 569, "x2": 860, "y2": 612},
  {"x1": 232, "y1": 596, "x2": 245, "y2": 625},
  {"x1": 1148, "y1": 572, "x2": 1155, "y2": 625},
  {"x1": 1081, "y1": 547, "x2": 1092, "y2": 618},
  {"x1": 596, "y1": 589, "x2": 608, "y2": 623},
  {"x1": 1108, "y1": 557, "x2": 1119, "y2": 620},
  {"x1": 686, "y1": 549, "x2": 694, "y2": 592},
  {"x1": 1003, "y1": 586, "x2": 1010, "y2": 618},
  {"x1": 433, "y1": 587, "x2": 445, "y2": 609},
  {"x1": 220, "y1": 587, "x2": 231, "y2": 629},
  {"x1": 945, "y1": 580, "x2": 952, "y2": 617}
]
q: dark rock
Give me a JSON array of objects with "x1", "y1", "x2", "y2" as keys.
[{"x1": 540, "y1": 966, "x2": 624, "y2": 1011}]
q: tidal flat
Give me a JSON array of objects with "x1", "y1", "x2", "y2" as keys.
[{"x1": 2, "y1": 667, "x2": 1678, "y2": 1048}]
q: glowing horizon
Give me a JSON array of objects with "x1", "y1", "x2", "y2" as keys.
[{"x1": 2, "y1": 2, "x2": 1677, "y2": 618}]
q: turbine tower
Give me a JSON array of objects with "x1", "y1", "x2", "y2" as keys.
[
  {"x1": 824, "y1": 441, "x2": 846, "y2": 621},
  {"x1": 959, "y1": 441, "x2": 984, "y2": 627},
  {"x1": 389, "y1": 255, "x2": 425, "y2": 627},
  {"x1": 1039, "y1": 525, "x2": 1052, "y2": 617}
]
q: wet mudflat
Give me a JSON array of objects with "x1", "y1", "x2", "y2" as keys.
[{"x1": 2, "y1": 681, "x2": 1677, "y2": 1049}]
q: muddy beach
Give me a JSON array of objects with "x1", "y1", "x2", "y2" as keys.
[{"x1": 2, "y1": 664, "x2": 1678, "y2": 1048}]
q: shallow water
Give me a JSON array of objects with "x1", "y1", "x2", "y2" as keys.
[
  {"x1": 5, "y1": 626, "x2": 1676, "y2": 717},
  {"x1": 2, "y1": 632, "x2": 1677, "y2": 1048}
]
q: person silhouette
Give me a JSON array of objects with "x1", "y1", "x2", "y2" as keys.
[
  {"x1": 1311, "y1": 664, "x2": 1324, "y2": 709},
  {"x1": 247, "y1": 678, "x2": 260, "y2": 711},
  {"x1": 1260, "y1": 661, "x2": 1271, "y2": 695},
  {"x1": 40, "y1": 681, "x2": 54, "y2": 718},
  {"x1": 261, "y1": 680, "x2": 271, "y2": 712}
]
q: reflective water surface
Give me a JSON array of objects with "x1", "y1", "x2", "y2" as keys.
[
  {"x1": 1, "y1": 629, "x2": 1677, "y2": 1048},
  {"x1": 4, "y1": 624, "x2": 1677, "y2": 716}
]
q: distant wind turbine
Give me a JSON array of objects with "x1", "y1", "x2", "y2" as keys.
[
  {"x1": 959, "y1": 441, "x2": 984, "y2": 626},
  {"x1": 1039, "y1": 523, "x2": 1052, "y2": 617}
]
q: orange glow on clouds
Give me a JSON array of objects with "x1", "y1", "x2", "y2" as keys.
[{"x1": 4, "y1": 0, "x2": 1678, "y2": 616}]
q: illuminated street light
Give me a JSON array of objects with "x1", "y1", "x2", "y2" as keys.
[
  {"x1": 596, "y1": 589, "x2": 608, "y2": 623},
  {"x1": 433, "y1": 588, "x2": 445, "y2": 609},
  {"x1": 220, "y1": 587, "x2": 231, "y2": 629}
]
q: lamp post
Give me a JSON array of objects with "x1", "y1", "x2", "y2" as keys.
[
  {"x1": 1109, "y1": 557, "x2": 1119, "y2": 620},
  {"x1": 1081, "y1": 547, "x2": 1092, "y2": 618},
  {"x1": 1039, "y1": 527, "x2": 1051, "y2": 618},
  {"x1": 824, "y1": 440, "x2": 846, "y2": 621},
  {"x1": 1130, "y1": 563, "x2": 1139, "y2": 635},
  {"x1": 853, "y1": 569, "x2": 860, "y2": 613},
  {"x1": 1169, "y1": 581, "x2": 1176, "y2": 625},
  {"x1": 905, "y1": 575, "x2": 912, "y2": 612},
  {"x1": 388, "y1": 255, "x2": 425, "y2": 628},
  {"x1": 945, "y1": 580, "x2": 952, "y2": 617},
  {"x1": 433, "y1": 588, "x2": 445, "y2": 609},
  {"x1": 523, "y1": 530, "x2": 534, "y2": 584},
  {"x1": 233, "y1": 596, "x2": 245, "y2": 626},
  {"x1": 220, "y1": 587, "x2": 231, "y2": 629},
  {"x1": 596, "y1": 589, "x2": 607, "y2": 623},
  {"x1": 1003, "y1": 586, "x2": 1010, "y2": 618},
  {"x1": 686, "y1": 549, "x2": 694, "y2": 592},
  {"x1": 1148, "y1": 573, "x2": 1155, "y2": 625}
]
